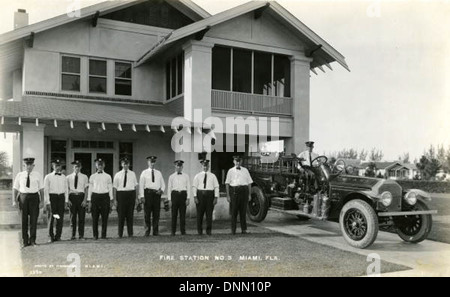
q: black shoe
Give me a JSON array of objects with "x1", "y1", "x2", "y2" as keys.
[
  {"x1": 54, "y1": 238, "x2": 61, "y2": 242},
  {"x1": 181, "y1": 232, "x2": 187, "y2": 236},
  {"x1": 21, "y1": 242, "x2": 30, "y2": 249},
  {"x1": 79, "y1": 236, "x2": 85, "y2": 240},
  {"x1": 144, "y1": 233, "x2": 150, "y2": 237},
  {"x1": 171, "y1": 233, "x2": 176, "y2": 236},
  {"x1": 94, "y1": 236, "x2": 98, "y2": 240},
  {"x1": 206, "y1": 232, "x2": 212, "y2": 236},
  {"x1": 30, "y1": 242, "x2": 38, "y2": 247},
  {"x1": 101, "y1": 236, "x2": 107, "y2": 240},
  {"x1": 231, "y1": 231, "x2": 236, "y2": 235},
  {"x1": 153, "y1": 232, "x2": 159, "y2": 236},
  {"x1": 71, "y1": 236, "x2": 76, "y2": 241},
  {"x1": 242, "y1": 230, "x2": 249, "y2": 234},
  {"x1": 118, "y1": 235, "x2": 123, "y2": 239}
]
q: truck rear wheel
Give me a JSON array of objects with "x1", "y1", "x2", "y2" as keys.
[
  {"x1": 394, "y1": 200, "x2": 432, "y2": 244},
  {"x1": 339, "y1": 199, "x2": 378, "y2": 249},
  {"x1": 248, "y1": 186, "x2": 268, "y2": 222}
]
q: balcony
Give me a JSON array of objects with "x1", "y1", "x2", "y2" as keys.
[{"x1": 211, "y1": 90, "x2": 293, "y2": 116}]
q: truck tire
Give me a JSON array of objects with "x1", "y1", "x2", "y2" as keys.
[
  {"x1": 339, "y1": 199, "x2": 378, "y2": 249},
  {"x1": 394, "y1": 200, "x2": 432, "y2": 244},
  {"x1": 247, "y1": 186, "x2": 268, "y2": 222}
]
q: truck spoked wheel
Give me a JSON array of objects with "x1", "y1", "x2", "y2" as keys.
[
  {"x1": 393, "y1": 201, "x2": 432, "y2": 244},
  {"x1": 339, "y1": 199, "x2": 378, "y2": 249},
  {"x1": 248, "y1": 186, "x2": 268, "y2": 222}
]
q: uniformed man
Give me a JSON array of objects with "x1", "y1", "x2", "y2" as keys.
[
  {"x1": 67, "y1": 160, "x2": 89, "y2": 240},
  {"x1": 167, "y1": 160, "x2": 190, "y2": 236},
  {"x1": 113, "y1": 157, "x2": 138, "y2": 238},
  {"x1": 44, "y1": 159, "x2": 69, "y2": 242},
  {"x1": 193, "y1": 160, "x2": 219, "y2": 235},
  {"x1": 297, "y1": 141, "x2": 319, "y2": 192},
  {"x1": 139, "y1": 156, "x2": 165, "y2": 236},
  {"x1": 88, "y1": 158, "x2": 113, "y2": 240},
  {"x1": 225, "y1": 156, "x2": 253, "y2": 235},
  {"x1": 13, "y1": 158, "x2": 44, "y2": 248}
]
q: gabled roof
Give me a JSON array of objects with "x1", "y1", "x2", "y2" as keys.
[
  {"x1": 136, "y1": 1, "x2": 349, "y2": 72},
  {"x1": 0, "y1": 0, "x2": 209, "y2": 46}
]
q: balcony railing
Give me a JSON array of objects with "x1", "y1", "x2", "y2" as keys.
[{"x1": 211, "y1": 90, "x2": 293, "y2": 116}]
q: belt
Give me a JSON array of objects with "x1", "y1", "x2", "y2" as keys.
[
  {"x1": 145, "y1": 188, "x2": 159, "y2": 192},
  {"x1": 197, "y1": 189, "x2": 214, "y2": 192},
  {"x1": 70, "y1": 192, "x2": 84, "y2": 195},
  {"x1": 171, "y1": 190, "x2": 187, "y2": 193},
  {"x1": 117, "y1": 189, "x2": 135, "y2": 192},
  {"x1": 21, "y1": 192, "x2": 38, "y2": 195},
  {"x1": 50, "y1": 193, "x2": 65, "y2": 196},
  {"x1": 231, "y1": 185, "x2": 248, "y2": 188}
]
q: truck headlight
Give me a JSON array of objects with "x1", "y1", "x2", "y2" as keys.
[
  {"x1": 380, "y1": 191, "x2": 393, "y2": 206},
  {"x1": 404, "y1": 191, "x2": 417, "y2": 205}
]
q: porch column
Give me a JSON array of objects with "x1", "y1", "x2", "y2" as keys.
[
  {"x1": 183, "y1": 40, "x2": 214, "y2": 121},
  {"x1": 21, "y1": 123, "x2": 45, "y2": 176},
  {"x1": 285, "y1": 55, "x2": 313, "y2": 155},
  {"x1": 181, "y1": 40, "x2": 214, "y2": 217}
]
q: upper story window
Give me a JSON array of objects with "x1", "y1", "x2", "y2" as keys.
[
  {"x1": 89, "y1": 59, "x2": 107, "y2": 93},
  {"x1": 212, "y1": 46, "x2": 291, "y2": 98},
  {"x1": 61, "y1": 56, "x2": 80, "y2": 92},
  {"x1": 115, "y1": 62, "x2": 132, "y2": 96},
  {"x1": 166, "y1": 53, "x2": 184, "y2": 100}
]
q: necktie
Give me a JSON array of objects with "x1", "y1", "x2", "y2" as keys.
[
  {"x1": 123, "y1": 170, "x2": 127, "y2": 188},
  {"x1": 177, "y1": 172, "x2": 182, "y2": 175},
  {"x1": 236, "y1": 167, "x2": 241, "y2": 170},
  {"x1": 26, "y1": 173, "x2": 30, "y2": 188},
  {"x1": 152, "y1": 169, "x2": 155, "y2": 183},
  {"x1": 203, "y1": 172, "x2": 207, "y2": 189},
  {"x1": 55, "y1": 173, "x2": 62, "y2": 176},
  {"x1": 98, "y1": 171, "x2": 103, "y2": 174},
  {"x1": 74, "y1": 174, "x2": 78, "y2": 189},
  {"x1": 309, "y1": 152, "x2": 312, "y2": 166}
]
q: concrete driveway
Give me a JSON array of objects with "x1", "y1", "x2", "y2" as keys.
[{"x1": 254, "y1": 211, "x2": 450, "y2": 277}]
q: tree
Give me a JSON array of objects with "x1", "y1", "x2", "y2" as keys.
[
  {"x1": 398, "y1": 152, "x2": 410, "y2": 164},
  {"x1": 416, "y1": 155, "x2": 441, "y2": 181},
  {"x1": 0, "y1": 151, "x2": 11, "y2": 177},
  {"x1": 369, "y1": 148, "x2": 384, "y2": 162},
  {"x1": 336, "y1": 148, "x2": 359, "y2": 159},
  {"x1": 359, "y1": 149, "x2": 368, "y2": 161},
  {"x1": 364, "y1": 162, "x2": 377, "y2": 177}
]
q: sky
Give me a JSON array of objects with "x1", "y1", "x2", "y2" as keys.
[{"x1": 0, "y1": 0, "x2": 449, "y2": 165}]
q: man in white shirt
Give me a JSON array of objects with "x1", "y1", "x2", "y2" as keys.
[
  {"x1": 297, "y1": 141, "x2": 319, "y2": 192},
  {"x1": 225, "y1": 156, "x2": 253, "y2": 235},
  {"x1": 67, "y1": 160, "x2": 89, "y2": 240},
  {"x1": 44, "y1": 159, "x2": 69, "y2": 242},
  {"x1": 139, "y1": 156, "x2": 165, "y2": 236},
  {"x1": 193, "y1": 159, "x2": 219, "y2": 235},
  {"x1": 88, "y1": 158, "x2": 113, "y2": 240},
  {"x1": 13, "y1": 158, "x2": 44, "y2": 248},
  {"x1": 113, "y1": 157, "x2": 138, "y2": 238},
  {"x1": 167, "y1": 160, "x2": 190, "y2": 236}
]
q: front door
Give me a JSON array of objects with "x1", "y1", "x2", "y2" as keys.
[{"x1": 72, "y1": 152, "x2": 116, "y2": 177}]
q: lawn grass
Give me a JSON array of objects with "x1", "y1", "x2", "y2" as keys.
[{"x1": 20, "y1": 217, "x2": 409, "y2": 277}]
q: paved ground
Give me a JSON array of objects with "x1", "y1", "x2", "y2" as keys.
[{"x1": 1, "y1": 190, "x2": 449, "y2": 277}]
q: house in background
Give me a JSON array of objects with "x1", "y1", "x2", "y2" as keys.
[
  {"x1": 0, "y1": 0, "x2": 348, "y2": 212},
  {"x1": 359, "y1": 161, "x2": 419, "y2": 180}
]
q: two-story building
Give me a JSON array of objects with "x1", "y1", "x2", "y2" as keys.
[{"x1": 0, "y1": 0, "x2": 348, "y2": 204}]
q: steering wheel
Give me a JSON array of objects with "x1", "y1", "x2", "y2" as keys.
[
  {"x1": 311, "y1": 156, "x2": 328, "y2": 168},
  {"x1": 333, "y1": 159, "x2": 346, "y2": 173}
]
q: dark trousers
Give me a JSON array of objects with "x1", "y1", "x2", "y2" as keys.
[
  {"x1": 91, "y1": 193, "x2": 110, "y2": 239},
  {"x1": 144, "y1": 189, "x2": 161, "y2": 236},
  {"x1": 230, "y1": 186, "x2": 249, "y2": 233},
  {"x1": 117, "y1": 190, "x2": 136, "y2": 237},
  {"x1": 69, "y1": 193, "x2": 86, "y2": 238},
  {"x1": 19, "y1": 193, "x2": 39, "y2": 245},
  {"x1": 196, "y1": 190, "x2": 215, "y2": 235},
  {"x1": 171, "y1": 191, "x2": 187, "y2": 235},
  {"x1": 49, "y1": 194, "x2": 65, "y2": 240}
]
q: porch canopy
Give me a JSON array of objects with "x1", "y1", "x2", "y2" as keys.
[{"x1": 0, "y1": 95, "x2": 204, "y2": 132}]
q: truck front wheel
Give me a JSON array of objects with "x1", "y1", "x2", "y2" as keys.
[
  {"x1": 247, "y1": 186, "x2": 268, "y2": 222},
  {"x1": 339, "y1": 199, "x2": 378, "y2": 249},
  {"x1": 393, "y1": 200, "x2": 432, "y2": 244}
]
